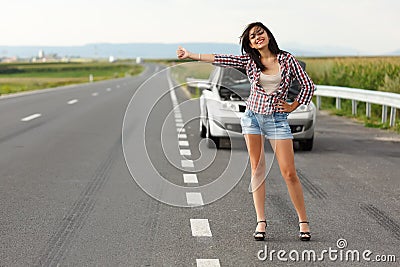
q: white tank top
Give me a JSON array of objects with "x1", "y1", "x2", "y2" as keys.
[{"x1": 259, "y1": 65, "x2": 281, "y2": 95}]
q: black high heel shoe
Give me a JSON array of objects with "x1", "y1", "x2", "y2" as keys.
[
  {"x1": 253, "y1": 220, "x2": 267, "y2": 241},
  {"x1": 299, "y1": 221, "x2": 311, "y2": 241}
]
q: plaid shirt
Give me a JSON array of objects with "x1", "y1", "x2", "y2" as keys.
[{"x1": 213, "y1": 52, "x2": 316, "y2": 114}]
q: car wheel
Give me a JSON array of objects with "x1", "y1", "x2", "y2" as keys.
[
  {"x1": 206, "y1": 117, "x2": 220, "y2": 149},
  {"x1": 299, "y1": 136, "x2": 314, "y2": 151},
  {"x1": 200, "y1": 117, "x2": 206, "y2": 138}
]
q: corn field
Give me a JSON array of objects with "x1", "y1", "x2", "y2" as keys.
[
  {"x1": 301, "y1": 56, "x2": 400, "y2": 132},
  {"x1": 302, "y1": 56, "x2": 400, "y2": 93}
]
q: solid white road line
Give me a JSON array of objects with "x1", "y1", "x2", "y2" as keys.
[
  {"x1": 196, "y1": 259, "x2": 221, "y2": 267},
  {"x1": 183, "y1": 174, "x2": 198, "y2": 184},
  {"x1": 170, "y1": 91, "x2": 178, "y2": 101},
  {"x1": 180, "y1": 149, "x2": 191, "y2": 156},
  {"x1": 21, "y1": 113, "x2": 41, "y2": 122},
  {"x1": 181, "y1": 160, "x2": 194, "y2": 168},
  {"x1": 186, "y1": 192, "x2": 204, "y2": 206},
  {"x1": 190, "y1": 219, "x2": 212, "y2": 236},
  {"x1": 67, "y1": 99, "x2": 78, "y2": 105},
  {"x1": 179, "y1": 140, "x2": 189, "y2": 147}
]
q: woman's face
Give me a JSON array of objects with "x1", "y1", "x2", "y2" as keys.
[{"x1": 249, "y1": 26, "x2": 269, "y2": 50}]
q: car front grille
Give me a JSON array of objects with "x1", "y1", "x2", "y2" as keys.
[
  {"x1": 239, "y1": 105, "x2": 246, "y2": 112},
  {"x1": 225, "y1": 123, "x2": 242, "y2": 133}
]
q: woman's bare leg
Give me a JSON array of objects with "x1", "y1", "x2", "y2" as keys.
[
  {"x1": 269, "y1": 139, "x2": 310, "y2": 234},
  {"x1": 244, "y1": 134, "x2": 266, "y2": 233}
]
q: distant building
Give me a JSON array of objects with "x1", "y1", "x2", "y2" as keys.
[
  {"x1": 1, "y1": 56, "x2": 18, "y2": 63},
  {"x1": 38, "y1": 49, "x2": 44, "y2": 59},
  {"x1": 31, "y1": 50, "x2": 61, "y2": 63}
]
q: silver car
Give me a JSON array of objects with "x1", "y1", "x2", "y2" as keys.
[{"x1": 199, "y1": 63, "x2": 316, "y2": 150}]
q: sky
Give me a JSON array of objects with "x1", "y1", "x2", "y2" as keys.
[{"x1": 0, "y1": 0, "x2": 399, "y2": 55}]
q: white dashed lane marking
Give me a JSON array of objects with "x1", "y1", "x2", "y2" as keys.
[
  {"x1": 196, "y1": 259, "x2": 221, "y2": 267},
  {"x1": 186, "y1": 192, "x2": 204, "y2": 206},
  {"x1": 168, "y1": 72, "x2": 219, "y2": 265},
  {"x1": 190, "y1": 219, "x2": 212, "y2": 236},
  {"x1": 180, "y1": 149, "x2": 191, "y2": 156},
  {"x1": 92, "y1": 92, "x2": 98, "y2": 96},
  {"x1": 179, "y1": 140, "x2": 189, "y2": 147},
  {"x1": 67, "y1": 99, "x2": 78, "y2": 105},
  {"x1": 183, "y1": 174, "x2": 198, "y2": 184},
  {"x1": 181, "y1": 160, "x2": 194, "y2": 168},
  {"x1": 21, "y1": 113, "x2": 41, "y2": 122},
  {"x1": 178, "y1": 134, "x2": 187, "y2": 139}
]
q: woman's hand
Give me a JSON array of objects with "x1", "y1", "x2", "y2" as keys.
[
  {"x1": 177, "y1": 46, "x2": 190, "y2": 59},
  {"x1": 276, "y1": 99, "x2": 299, "y2": 113}
]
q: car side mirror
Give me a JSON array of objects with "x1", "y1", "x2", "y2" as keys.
[
  {"x1": 197, "y1": 82, "x2": 212, "y2": 91},
  {"x1": 186, "y1": 78, "x2": 211, "y2": 91}
]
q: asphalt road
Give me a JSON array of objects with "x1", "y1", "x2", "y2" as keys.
[{"x1": 0, "y1": 63, "x2": 399, "y2": 266}]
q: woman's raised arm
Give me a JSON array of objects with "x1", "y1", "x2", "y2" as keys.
[{"x1": 176, "y1": 46, "x2": 215, "y2": 62}]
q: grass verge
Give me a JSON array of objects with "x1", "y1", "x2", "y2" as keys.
[
  {"x1": 169, "y1": 61, "x2": 213, "y2": 98},
  {"x1": 0, "y1": 61, "x2": 144, "y2": 95}
]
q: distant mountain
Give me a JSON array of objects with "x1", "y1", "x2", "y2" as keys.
[
  {"x1": 281, "y1": 42, "x2": 362, "y2": 57},
  {"x1": 0, "y1": 43, "x2": 242, "y2": 59},
  {"x1": 389, "y1": 49, "x2": 400, "y2": 55},
  {"x1": 0, "y1": 43, "x2": 398, "y2": 59}
]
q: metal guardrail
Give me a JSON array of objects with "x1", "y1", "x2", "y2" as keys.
[{"x1": 314, "y1": 85, "x2": 399, "y2": 127}]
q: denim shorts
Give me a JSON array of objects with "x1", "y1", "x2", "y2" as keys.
[{"x1": 240, "y1": 109, "x2": 293, "y2": 139}]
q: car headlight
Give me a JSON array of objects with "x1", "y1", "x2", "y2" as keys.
[
  {"x1": 295, "y1": 104, "x2": 313, "y2": 113},
  {"x1": 221, "y1": 102, "x2": 239, "y2": 112}
]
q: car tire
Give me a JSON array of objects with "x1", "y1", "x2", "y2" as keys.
[
  {"x1": 206, "y1": 117, "x2": 220, "y2": 149},
  {"x1": 299, "y1": 136, "x2": 314, "y2": 151}
]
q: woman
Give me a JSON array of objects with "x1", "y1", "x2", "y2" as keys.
[{"x1": 176, "y1": 22, "x2": 315, "y2": 241}]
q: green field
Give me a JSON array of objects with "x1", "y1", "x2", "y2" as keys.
[
  {"x1": 0, "y1": 61, "x2": 144, "y2": 95},
  {"x1": 301, "y1": 56, "x2": 400, "y2": 93},
  {"x1": 170, "y1": 62, "x2": 213, "y2": 85},
  {"x1": 300, "y1": 56, "x2": 400, "y2": 133}
]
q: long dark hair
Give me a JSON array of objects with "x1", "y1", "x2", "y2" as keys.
[{"x1": 240, "y1": 22, "x2": 282, "y2": 71}]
